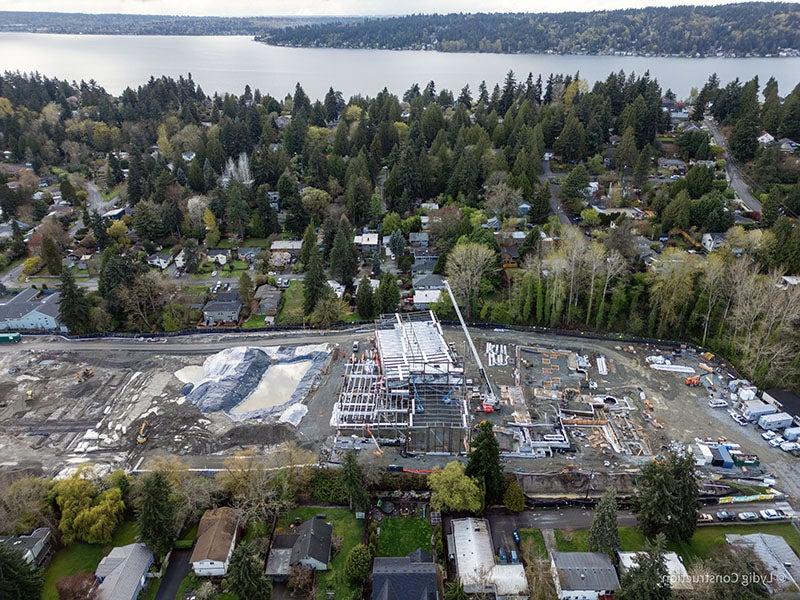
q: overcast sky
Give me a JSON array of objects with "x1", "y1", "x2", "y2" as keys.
[{"x1": 1, "y1": 0, "x2": 779, "y2": 17}]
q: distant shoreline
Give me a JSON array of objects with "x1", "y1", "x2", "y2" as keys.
[
  {"x1": 0, "y1": 31, "x2": 793, "y2": 60},
  {"x1": 256, "y1": 38, "x2": 800, "y2": 60}
]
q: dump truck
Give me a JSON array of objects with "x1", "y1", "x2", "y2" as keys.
[{"x1": 684, "y1": 375, "x2": 701, "y2": 387}]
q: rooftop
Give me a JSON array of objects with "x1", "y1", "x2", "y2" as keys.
[
  {"x1": 96, "y1": 543, "x2": 154, "y2": 600},
  {"x1": 450, "y1": 517, "x2": 527, "y2": 596},
  {"x1": 190, "y1": 507, "x2": 239, "y2": 564},
  {"x1": 372, "y1": 549, "x2": 438, "y2": 600},
  {"x1": 551, "y1": 551, "x2": 620, "y2": 592},
  {"x1": 0, "y1": 288, "x2": 61, "y2": 321}
]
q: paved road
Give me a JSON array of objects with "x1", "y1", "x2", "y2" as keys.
[
  {"x1": 0, "y1": 327, "x2": 373, "y2": 354},
  {"x1": 0, "y1": 261, "x2": 24, "y2": 290},
  {"x1": 541, "y1": 160, "x2": 572, "y2": 226},
  {"x1": 155, "y1": 548, "x2": 191, "y2": 600},
  {"x1": 703, "y1": 117, "x2": 762, "y2": 213}
]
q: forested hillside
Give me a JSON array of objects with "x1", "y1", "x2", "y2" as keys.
[{"x1": 264, "y1": 3, "x2": 800, "y2": 57}]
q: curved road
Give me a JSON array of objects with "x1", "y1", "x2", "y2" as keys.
[
  {"x1": 703, "y1": 117, "x2": 762, "y2": 213},
  {"x1": 541, "y1": 159, "x2": 572, "y2": 225}
]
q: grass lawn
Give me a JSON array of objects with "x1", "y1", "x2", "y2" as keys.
[
  {"x1": 139, "y1": 578, "x2": 160, "y2": 600},
  {"x1": 553, "y1": 523, "x2": 800, "y2": 565},
  {"x1": 377, "y1": 517, "x2": 431, "y2": 557},
  {"x1": 242, "y1": 314, "x2": 267, "y2": 329},
  {"x1": 243, "y1": 520, "x2": 269, "y2": 543},
  {"x1": 277, "y1": 506, "x2": 362, "y2": 600},
  {"x1": 276, "y1": 280, "x2": 305, "y2": 325},
  {"x1": 42, "y1": 521, "x2": 139, "y2": 600},
  {"x1": 520, "y1": 529, "x2": 548, "y2": 559}
]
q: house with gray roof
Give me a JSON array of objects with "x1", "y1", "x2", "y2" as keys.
[
  {"x1": 727, "y1": 533, "x2": 800, "y2": 594},
  {"x1": 203, "y1": 290, "x2": 242, "y2": 326},
  {"x1": 412, "y1": 273, "x2": 446, "y2": 291},
  {"x1": 95, "y1": 543, "x2": 154, "y2": 600},
  {"x1": 0, "y1": 219, "x2": 30, "y2": 240},
  {"x1": 372, "y1": 549, "x2": 439, "y2": 600},
  {"x1": 254, "y1": 285, "x2": 282, "y2": 324},
  {"x1": 550, "y1": 551, "x2": 620, "y2": 600},
  {"x1": 0, "y1": 288, "x2": 65, "y2": 332},
  {"x1": 265, "y1": 516, "x2": 332, "y2": 580},
  {"x1": 0, "y1": 527, "x2": 52, "y2": 566},
  {"x1": 409, "y1": 232, "x2": 429, "y2": 247}
]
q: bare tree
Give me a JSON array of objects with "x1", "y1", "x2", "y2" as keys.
[
  {"x1": 649, "y1": 248, "x2": 700, "y2": 336},
  {"x1": 595, "y1": 249, "x2": 626, "y2": 328},
  {"x1": 446, "y1": 243, "x2": 497, "y2": 319},
  {"x1": 583, "y1": 241, "x2": 607, "y2": 325},
  {"x1": 485, "y1": 179, "x2": 523, "y2": 220}
]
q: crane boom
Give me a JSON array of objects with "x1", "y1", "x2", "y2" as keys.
[{"x1": 444, "y1": 280, "x2": 497, "y2": 404}]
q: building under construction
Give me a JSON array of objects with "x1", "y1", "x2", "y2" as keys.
[{"x1": 331, "y1": 311, "x2": 470, "y2": 453}]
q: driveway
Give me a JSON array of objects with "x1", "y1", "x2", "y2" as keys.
[{"x1": 155, "y1": 548, "x2": 192, "y2": 600}]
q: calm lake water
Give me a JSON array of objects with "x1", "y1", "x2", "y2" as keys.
[{"x1": 1, "y1": 33, "x2": 799, "y2": 99}]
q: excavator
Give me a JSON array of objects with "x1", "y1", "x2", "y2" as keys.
[{"x1": 684, "y1": 375, "x2": 701, "y2": 387}]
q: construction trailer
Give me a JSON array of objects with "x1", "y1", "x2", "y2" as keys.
[{"x1": 331, "y1": 311, "x2": 469, "y2": 454}]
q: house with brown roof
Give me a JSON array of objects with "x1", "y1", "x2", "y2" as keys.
[{"x1": 190, "y1": 507, "x2": 240, "y2": 576}]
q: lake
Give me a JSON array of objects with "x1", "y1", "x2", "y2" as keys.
[{"x1": 1, "y1": 32, "x2": 799, "y2": 99}]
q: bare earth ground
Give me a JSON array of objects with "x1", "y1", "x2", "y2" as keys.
[{"x1": 0, "y1": 327, "x2": 797, "y2": 504}]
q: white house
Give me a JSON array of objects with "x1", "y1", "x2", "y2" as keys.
[
  {"x1": 190, "y1": 508, "x2": 239, "y2": 577},
  {"x1": 758, "y1": 132, "x2": 776, "y2": 146},
  {"x1": 206, "y1": 248, "x2": 229, "y2": 266},
  {"x1": 413, "y1": 289, "x2": 442, "y2": 310},
  {"x1": 449, "y1": 518, "x2": 528, "y2": 598},
  {"x1": 701, "y1": 232, "x2": 726, "y2": 253},
  {"x1": 354, "y1": 232, "x2": 379, "y2": 254},
  {"x1": 174, "y1": 250, "x2": 186, "y2": 269},
  {"x1": 327, "y1": 280, "x2": 345, "y2": 299},
  {"x1": 265, "y1": 516, "x2": 333, "y2": 580}
]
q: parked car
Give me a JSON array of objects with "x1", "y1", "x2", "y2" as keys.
[
  {"x1": 760, "y1": 509, "x2": 783, "y2": 520},
  {"x1": 697, "y1": 513, "x2": 714, "y2": 523},
  {"x1": 728, "y1": 411, "x2": 749, "y2": 426},
  {"x1": 780, "y1": 441, "x2": 800, "y2": 452},
  {"x1": 510, "y1": 549, "x2": 520, "y2": 564},
  {"x1": 497, "y1": 547, "x2": 507, "y2": 564},
  {"x1": 769, "y1": 436, "x2": 785, "y2": 448},
  {"x1": 737, "y1": 512, "x2": 759, "y2": 521},
  {"x1": 708, "y1": 399, "x2": 728, "y2": 408},
  {"x1": 716, "y1": 510, "x2": 736, "y2": 522},
  {"x1": 762, "y1": 431, "x2": 777, "y2": 441},
  {"x1": 512, "y1": 529, "x2": 521, "y2": 545}
]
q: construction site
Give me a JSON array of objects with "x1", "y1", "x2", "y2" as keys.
[
  {"x1": 2, "y1": 316, "x2": 800, "y2": 499},
  {"x1": 331, "y1": 311, "x2": 470, "y2": 454}
]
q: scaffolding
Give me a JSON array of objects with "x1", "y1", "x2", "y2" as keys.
[{"x1": 331, "y1": 311, "x2": 469, "y2": 453}]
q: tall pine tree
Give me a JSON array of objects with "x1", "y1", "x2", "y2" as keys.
[
  {"x1": 465, "y1": 420, "x2": 505, "y2": 505},
  {"x1": 58, "y1": 270, "x2": 92, "y2": 334}
]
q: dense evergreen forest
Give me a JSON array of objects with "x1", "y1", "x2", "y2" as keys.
[
  {"x1": 265, "y1": 3, "x2": 800, "y2": 57},
  {"x1": 0, "y1": 11, "x2": 356, "y2": 35},
  {"x1": 0, "y1": 68, "x2": 799, "y2": 389}
]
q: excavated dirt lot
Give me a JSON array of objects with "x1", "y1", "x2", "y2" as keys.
[{"x1": 1, "y1": 328, "x2": 798, "y2": 502}]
